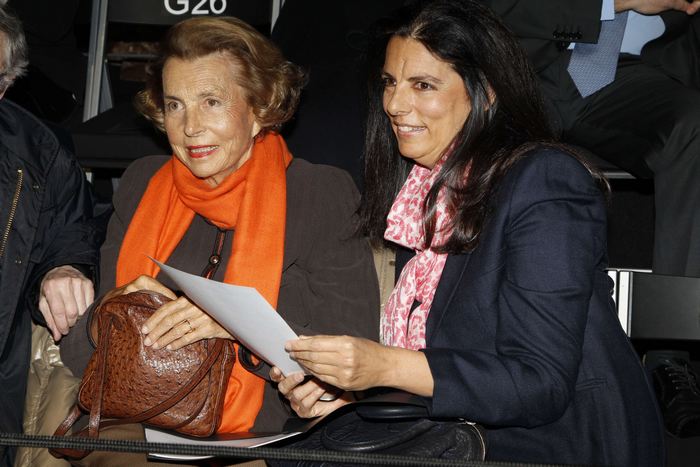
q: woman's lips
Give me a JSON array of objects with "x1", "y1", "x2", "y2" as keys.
[
  {"x1": 187, "y1": 145, "x2": 218, "y2": 159},
  {"x1": 394, "y1": 124, "x2": 426, "y2": 137}
]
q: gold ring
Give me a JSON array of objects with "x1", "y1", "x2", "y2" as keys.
[{"x1": 183, "y1": 319, "x2": 193, "y2": 333}]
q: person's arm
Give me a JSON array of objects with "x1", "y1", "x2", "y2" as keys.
[
  {"x1": 478, "y1": 0, "x2": 603, "y2": 43},
  {"x1": 271, "y1": 336, "x2": 433, "y2": 418},
  {"x1": 27, "y1": 145, "x2": 100, "y2": 339},
  {"x1": 37, "y1": 265, "x2": 93, "y2": 340},
  {"x1": 285, "y1": 335, "x2": 434, "y2": 395},
  {"x1": 424, "y1": 151, "x2": 608, "y2": 427},
  {"x1": 615, "y1": 0, "x2": 700, "y2": 15}
]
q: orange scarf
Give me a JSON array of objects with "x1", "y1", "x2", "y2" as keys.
[{"x1": 116, "y1": 132, "x2": 291, "y2": 433}]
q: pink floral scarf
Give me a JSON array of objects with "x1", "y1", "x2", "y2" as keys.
[{"x1": 382, "y1": 158, "x2": 453, "y2": 350}]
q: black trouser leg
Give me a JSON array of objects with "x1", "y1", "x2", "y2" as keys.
[{"x1": 560, "y1": 61, "x2": 700, "y2": 276}]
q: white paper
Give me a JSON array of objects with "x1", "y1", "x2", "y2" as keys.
[
  {"x1": 145, "y1": 428, "x2": 302, "y2": 461},
  {"x1": 154, "y1": 259, "x2": 305, "y2": 375}
]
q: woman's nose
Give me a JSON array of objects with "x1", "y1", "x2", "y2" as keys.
[
  {"x1": 184, "y1": 109, "x2": 205, "y2": 137},
  {"x1": 385, "y1": 85, "x2": 410, "y2": 116}
]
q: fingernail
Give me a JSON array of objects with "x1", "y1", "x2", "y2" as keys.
[
  {"x1": 143, "y1": 337, "x2": 151, "y2": 346},
  {"x1": 141, "y1": 326, "x2": 149, "y2": 333},
  {"x1": 284, "y1": 341, "x2": 292, "y2": 351},
  {"x1": 166, "y1": 344, "x2": 172, "y2": 350}
]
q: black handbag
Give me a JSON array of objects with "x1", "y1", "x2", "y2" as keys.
[{"x1": 275, "y1": 391, "x2": 486, "y2": 465}]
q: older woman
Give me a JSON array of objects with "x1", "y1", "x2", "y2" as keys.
[
  {"x1": 59, "y1": 15, "x2": 379, "y2": 457},
  {"x1": 272, "y1": 1, "x2": 664, "y2": 465}
]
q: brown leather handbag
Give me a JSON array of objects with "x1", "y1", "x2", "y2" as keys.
[{"x1": 51, "y1": 290, "x2": 235, "y2": 459}]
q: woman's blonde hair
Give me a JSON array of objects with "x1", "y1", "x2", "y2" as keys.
[{"x1": 136, "y1": 16, "x2": 306, "y2": 133}]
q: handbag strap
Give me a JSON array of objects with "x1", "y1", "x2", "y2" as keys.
[
  {"x1": 49, "y1": 405, "x2": 91, "y2": 460},
  {"x1": 87, "y1": 314, "x2": 114, "y2": 437},
  {"x1": 201, "y1": 225, "x2": 227, "y2": 280}
]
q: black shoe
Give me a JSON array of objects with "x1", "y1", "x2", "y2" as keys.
[{"x1": 645, "y1": 350, "x2": 700, "y2": 438}]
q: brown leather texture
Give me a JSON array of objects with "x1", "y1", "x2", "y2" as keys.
[
  {"x1": 51, "y1": 290, "x2": 235, "y2": 463},
  {"x1": 79, "y1": 290, "x2": 234, "y2": 436}
]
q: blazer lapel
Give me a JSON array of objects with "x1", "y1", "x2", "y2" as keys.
[{"x1": 426, "y1": 253, "x2": 471, "y2": 341}]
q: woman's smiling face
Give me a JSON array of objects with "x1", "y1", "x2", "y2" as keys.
[
  {"x1": 382, "y1": 36, "x2": 471, "y2": 169},
  {"x1": 162, "y1": 53, "x2": 261, "y2": 187}
]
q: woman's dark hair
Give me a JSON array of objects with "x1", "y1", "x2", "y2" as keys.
[
  {"x1": 136, "y1": 16, "x2": 306, "y2": 134},
  {"x1": 359, "y1": 0, "x2": 605, "y2": 252}
]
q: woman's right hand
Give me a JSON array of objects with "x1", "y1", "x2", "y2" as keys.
[{"x1": 269, "y1": 367, "x2": 351, "y2": 418}]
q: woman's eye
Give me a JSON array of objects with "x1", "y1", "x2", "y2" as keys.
[
  {"x1": 415, "y1": 81, "x2": 434, "y2": 91},
  {"x1": 381, "y1": 76, "x2": 395, "y2": 88},
  {"x1": 165, "y1": 101, "x2": 180, "y2": 112}
]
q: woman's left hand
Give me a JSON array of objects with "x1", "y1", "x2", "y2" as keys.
[
  {"x1": 269, "y1": 367, "x2": 351, "y2": 418},
  {"x1": 286, "y1": 335, "x2": 390, "y2": 391},
  {"x1": 142, "y1": 296, "x2": 232, "y2": 350}
]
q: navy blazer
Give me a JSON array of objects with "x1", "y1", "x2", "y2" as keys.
[{"x1": 399, "y1": 149, "x2": 664, "y2": 466}]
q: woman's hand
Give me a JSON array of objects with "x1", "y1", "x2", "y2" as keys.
[
  {"x1": 285, "y1": 335, "x2": 391, "y2": 391},
  {"x1": 141, "y1": 294, "x2": 232, "y2": 350},
  {"x1": 269, "y1": 367, "x2": 351, "y2": 418},
  {"x1": 102, "y1": 275, "x2": 232, "y2": 350},
  {"x1": 286, "y1": 335, "x2": 435, "y2": 397}
]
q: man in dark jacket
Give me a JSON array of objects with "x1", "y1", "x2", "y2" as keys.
[
  {"x1": 0, "y1": 7, "x2": 99, "y2": 466},
  {"x1": 478, "y1": 0, "x2": 700, "y2": 277}
]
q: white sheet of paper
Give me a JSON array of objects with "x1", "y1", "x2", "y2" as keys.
[
  {"x1": 145, "y1": 428, "x2": 302, "y2": 461},
  {"x1": 154, "y1": 260, "x2": 304, "y2": 375}
]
